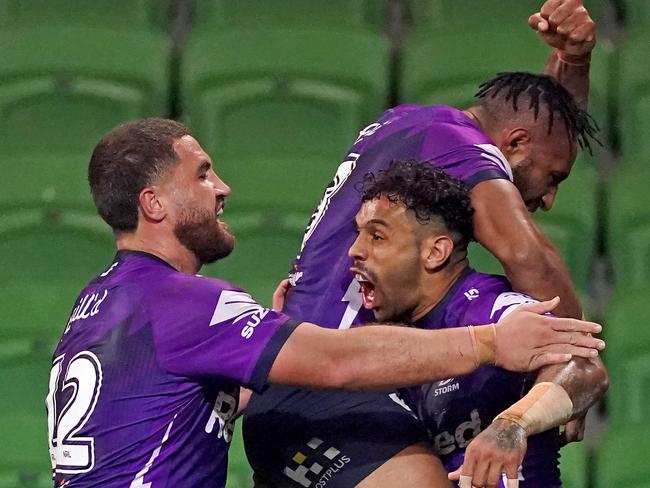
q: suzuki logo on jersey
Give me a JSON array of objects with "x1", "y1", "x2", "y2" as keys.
[
  {"x1": 284, "y1": 438, "x2": 351, "y2": 488},
  {"x1": 433, "y1": 409, "x2": 482, "y2": 456},
  {"x1": 210, "y1": 290, "x2": 270, "y2": 339}
]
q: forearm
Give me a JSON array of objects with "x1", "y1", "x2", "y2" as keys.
[
  {"x1": 543, "y1": 49, "x2": 591, "y2": 109},
  {"x1": 502, "y1": 241, "x2": 582, "y2": 319},
  {"x1": 535, "y1": 356, "x2": 608, "y2": 419},
  {"x1": 269, "y1": 323, "x2": 485, "y2": 391}
]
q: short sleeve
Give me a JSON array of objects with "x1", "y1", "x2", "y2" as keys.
[{"x1": 150, "y1": 275, "x2": 299, "y2": 392}]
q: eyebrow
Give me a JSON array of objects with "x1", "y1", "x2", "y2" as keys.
[
  {"x1": 197, "y1": 160, "x2": 211, "y2": 175},
  {"x1": 356, "y1": 218, "x2": 390, "y2": 230}
]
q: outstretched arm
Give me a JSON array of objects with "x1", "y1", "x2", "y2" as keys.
[
  {"x1": 529, "y1": 0, "x2": 596, "y2": 109},
  {"x1": 268, "y1": 298, "x2": 603, "y2": 391}
]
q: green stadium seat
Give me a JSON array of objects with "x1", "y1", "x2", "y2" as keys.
[
  {"x1": 0, "y1": 348, "x2": 55, "y2": 487},
  {"x1": 227, "y1": 422, "x2": 253, "y2": 488},
  {"x1": 200, "y1": 213, "x2": 306, "y2": 307},
  {"x1": 0, "y1": 0, "x2": 167, "y2": 30},
  {"x1": 595, "y1": 425, "x2": 650, "y2": 488},
  {"x1": 603, "y1": 290, "x2": 650, "y2": 426},
  {"x1": 0, "y1": 211, "x2": 115, "y2": 343},
  {"x1": 182, "y1": 27, "x2": 387, "y2": 213},
  {"x1": 559, "y1": 442, "x2": 588, "y2": 488},
  {"x1": 194, "y1": 0, "x2": 384, "y2": 32},
  {"x1": 617, "y1": 32, "x2": 650, "y2": 165},
  {"x1": 0, "y1": 151, "x2": 93, "y2": 212},
  {"x1": 0, "y1": 26, "x2": 170, "y2": 155},
  {"x1": 609, "y1": 166, "x2": 650, "y2": 290}
]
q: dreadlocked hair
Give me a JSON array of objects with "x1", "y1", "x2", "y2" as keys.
[{"x1": 476, "y1": 72, "x2": 600, "y2": 154}]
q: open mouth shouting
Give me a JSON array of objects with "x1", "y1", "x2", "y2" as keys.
[{"x1": 352, "y1": 268, "x2": 377, "y2": 310}]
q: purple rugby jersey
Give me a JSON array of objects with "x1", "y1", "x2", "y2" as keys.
[
  {"x1": 46, "y1": 250, "x2": 299, "y2": 488},
  {"x1": 284, "y1": 104, "x2": 513, "y2": 328},
  {"x1": 408, "y1": 268, "x2": 563, "y2": 488}
]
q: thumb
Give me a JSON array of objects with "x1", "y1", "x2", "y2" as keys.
[
  {"x1": 448, "y1": 466, "x2": 462, "y2": 481},
  {"x1": 528, "y1": 12, "x2": 549, "y2": 32},
  {"x1": 516, "y1": 296, "x2": 560, "y2": 315}
]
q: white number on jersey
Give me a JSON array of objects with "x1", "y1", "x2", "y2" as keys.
[{"x1": 46, "y1": 351, "x2": 103, "y2": 474}]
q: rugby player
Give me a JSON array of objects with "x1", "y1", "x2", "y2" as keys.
[
  {"x1": 45, "y1": 119, "x2": 602, "y2": 488},
  {"x1": 244, "y1": 162, "x2": 606, "y2": 488},
  {"x1": 243, "y1": 0, "x2": 603, "y2": 485}
]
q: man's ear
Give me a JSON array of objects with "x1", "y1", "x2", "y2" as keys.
[
  {"x1": 422, "y1": 235, "x2": 455, "y2": 271},
  {"x1": 501, "y1": 127, "x2": 531, "y2": 159},
  {"x1": 139, "y1": 187, "x2": 166, "y2": 223}
]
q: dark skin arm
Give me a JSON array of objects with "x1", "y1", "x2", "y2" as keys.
[
  {"x1": 471, "y1": 179, "x2": 582, "y2": 319},
  {"x1": 530, "y1": 0, "x2": 596, "y2": 110}
]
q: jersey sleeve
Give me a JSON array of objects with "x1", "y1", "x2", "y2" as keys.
[{"x1": 150, "y1": 275, "x2": 300, "y2": 392}]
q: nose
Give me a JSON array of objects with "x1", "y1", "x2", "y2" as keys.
[
  {"x1": 211, "y1": 170, "x2": 231, "y2": 197},
  {"x1": 348, "y1": 232, "x2": 367, "y2": 261},
  {"x1": 540, "y1": 187, "x2": 558, "y2": 212}
]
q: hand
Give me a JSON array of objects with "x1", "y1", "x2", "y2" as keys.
[
  {"x1": 449, "y1": 419, "x2": 526, "y2": 488},
  {"x1": 495, "y1": 296, "x2": 604, "y2": 372},
  {"x1": 272, "y1": 278, "x2": 291, "y2": 311},
  {"x1": 529, "y1": 0, "x2": 596, "y2": 58},
  {"x1": 562, "y1": 414, "x2": 586, "y2": 444}
]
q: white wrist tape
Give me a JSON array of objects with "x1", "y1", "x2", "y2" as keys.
[{"x1": 495, "y1": 382, "x2": 573, "y2": 435}]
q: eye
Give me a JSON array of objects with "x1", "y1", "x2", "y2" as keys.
[
  {"x1": 199, "y1": 173, "x2": 208, "y2": 181},
  {"x1": 372, "y1": 233, "x2": 384, "y2": 241}
]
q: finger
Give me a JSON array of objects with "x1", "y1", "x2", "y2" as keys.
[
  {"x1": 471, "y1": 459, "x2": 491, "y2": 488},
  {"x1": 555, "y1": 7, "x2": 589, "y2": 36},
  {"x1": 458, "y1": 474, "x2": 473, "y2": 488},
  {"x1": 550, "y1": 317, "x2": 602, "y2": 334},
  {"x1": 528, "y1": 12, "x2": 549, "y2": 32},
  {"x1": 548, "y1": 0, "x2": 581, "y2": 27},
  {"x1": 505, "y1": 463, "x2": 519, "y2": 487},
  {"x1": 539, "y1": 0, "x2": 565, "y2": 19},
  {"x1": 517, "y1": 296, "x2": 560, "y2": 315},
  {"x1": 448, "y1": 466, "x2": 462, "y2": 481},
  {"x1": 529, "y1": 352, "x2": 572, "y2": 369},
  {"x1": 567, "y1": 21, "x2": 595, "y2": 44},
  {"x1": 486, "y1": 461, "x2": 504, "y2": 488},
  {"x1": 553, "y1": 332, "x2": 605, "y2": 350},
  {"x1": 554, "y1": 344, "x2": 600, "y2": 359}
]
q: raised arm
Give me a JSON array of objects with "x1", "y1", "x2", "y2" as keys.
[
  {"x1": 268, "y1": 298, "x2": 603, "y2": 391},
  {"x1": 529, "y1": 0, "x2": 596, "y2": 109},
  {"x1": 471, "y1": 179, "x2": 582, "y2": 319}
]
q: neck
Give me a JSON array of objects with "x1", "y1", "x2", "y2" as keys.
[
  {"x1": 410, "y1": 255, "x2": 469, "y2": 322},
  {"x1": 116, "y1": 227, "x2": 200, "y2": 274}
]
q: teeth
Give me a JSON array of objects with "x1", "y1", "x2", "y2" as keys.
[
  {"x1": 355, "y1": 273, "x2": 367, "y2": 283},
  {"x1": 217, "y1": 208, "x2": 223, "y2": 216}
]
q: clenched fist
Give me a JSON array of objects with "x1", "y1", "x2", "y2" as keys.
[{"x1": 529, "y1": 0, "x2": 596, "y2": 58}]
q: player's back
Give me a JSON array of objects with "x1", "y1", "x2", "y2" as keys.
[
  {"x1": 284, "y1": 104, "x2": 512, "y2": 328},
  {"x1": 411, "y1": 269, "x2": 562, "y2": 487},
  {"x1": 47, "y1": 250, "x2": 294, "y2": 487}
]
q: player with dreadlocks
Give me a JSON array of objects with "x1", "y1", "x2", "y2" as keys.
[{"x1": 243, "y1": 1, "x2": 606, "y2": 487}]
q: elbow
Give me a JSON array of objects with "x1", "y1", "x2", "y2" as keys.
[{"x1": 569, "y1": 357, "x2": 610, "y2": 411}]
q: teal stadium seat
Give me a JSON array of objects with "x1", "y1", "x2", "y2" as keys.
[
  {"x1": 559, "y1": 442, "x2": 588, "y2": 488},
  {"x1": 468, "y1": 158, "x2": 598, "y2": 298},
  {"x1": 603, "y1": 290, "x2": 650, "y2": 426},
  {"x1": 609, "y1": 166, "x2": 650, "y2": 290},
  {"x1": 0, "y1": 212, "x2": 115, "y2": 344},
  {"x1": 194, "y1": 0, "x2": 384, "y2": 31},
  {"x1": 0, "y1": 0, "x2": 167, "y2": 30},
  {"x1": 595, "y1": 425, "x2": 650, "y2": 488},
  {"x1": 182, "y1": 26, "x2": 388, "y2": 216},
  {"x1": 0, "y1": 26, "x2": 170, "y2": 156}
]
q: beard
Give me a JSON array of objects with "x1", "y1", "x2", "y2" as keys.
[
  {"x1": 511, "y1": 160, "x2": 543, "y2": 212},
  {"x1": 173, "y1": 207, "x2": 235, "y2": 265}
]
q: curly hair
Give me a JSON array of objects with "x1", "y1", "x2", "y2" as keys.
[
  {"x1": 476, "y1": 72, "x2": 600, "y2": 154},
  {"x1": 360, "y1": 160, "x2": 474, "y2": 248}
]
